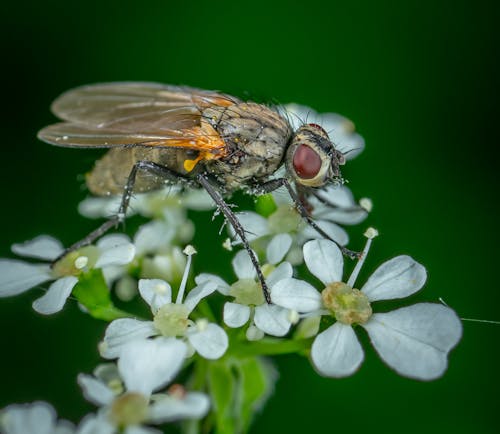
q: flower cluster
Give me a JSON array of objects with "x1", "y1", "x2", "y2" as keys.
[{"x1": 0, "y1": 105, "x2": 462, "y2": 434}]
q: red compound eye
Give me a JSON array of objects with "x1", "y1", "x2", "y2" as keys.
[
  {"x1": 293, "y1": 144, "x2": 322, "y2": 179},
  {"x1": 308, "y1": 123, "x2": 327, "y2": 135}
]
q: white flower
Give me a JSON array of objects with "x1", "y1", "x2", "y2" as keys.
[
  {"x1": 272, "y1": 236, "x2": 462, "y2": 380},
  {"x1": 78, "y1": 341, "x2": 209, "y2": 434},
  {"x1": 283, "y1": 103, "x2": 365, "y2": 160},
  {"x1": 0, "y1": 401, "x2": 74, "y2": 434},
  {"x1": 197, "y1": 239, "x2": 296, "y2": 339},
  {"x1": 100, "y1": 247, "x2": 228, "y2": 360},
  {"x1": 0, "y1": 235, "x2": 135, "y2": 315}
]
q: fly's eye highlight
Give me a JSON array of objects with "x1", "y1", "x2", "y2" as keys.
[{"x1": 293, "y1": 144, "x2": 322, "y2": 179}]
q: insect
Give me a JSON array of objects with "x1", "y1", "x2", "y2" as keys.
[{"x1": 38, "y1": 82, "x2": 356, "y2": 303}]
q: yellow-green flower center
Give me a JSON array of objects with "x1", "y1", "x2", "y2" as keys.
[
  {"x1": 52, "y1": 246, "x2": 99, "y2": 278},
  {"x1": 321, "y1": 282, "x2": 372, "y2": 325},
  {"x1": 110, "y1": 392, "x2": 149, "y2": 427},
  {"x1": 268, "y1": 205, "x2": 302, "y2": 234},
  {"x1": 153, "y1": 303, "x2": 189, "y2": 337},
  {"x1": 229, "y1": 278, "x2": 265, "y2": 306}
]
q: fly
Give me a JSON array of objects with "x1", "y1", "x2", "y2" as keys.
[{"x1": 38, "y1": 82, "x2": 357, "y2": 303}]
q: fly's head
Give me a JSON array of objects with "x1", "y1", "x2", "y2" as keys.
[{"x1": 285, "y1": 123, "x2": 345, "y2": 187}]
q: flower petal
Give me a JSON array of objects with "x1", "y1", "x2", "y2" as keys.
[
  {"x1": 223, "y1": 302, "x2": 251, "y2": 328},
  {"x1": 188, "y1": 323, "x2": 228, "y2": 359},
  {"x1": 134, "y1": 220, "x2": 175, "y2": 256},
  {"x1": 76, "y1": 413, "x2": 115, "y2": 434},
  {"x1": 271, "y1": 278, "x2": 322, "y2": 312},
  {"x1": 95, "y1": 238, "x2": 135, "y2": 268},
  {"x1": 362, "y1": 303, "x2": 462, "y2": 380},
  {"x1": 232, "y1": 250, "x2": 256, "y2": 280},
  {"x1": 78, "y1": 195, "x2": 123, "y2": 219},
  {"x1": 77, "y1": 374, "x2": 115, "y2": 406},
  {"x1": 0, "y1": 259, "x2": 52, "y2": 297},
  {"x1": 183, "y1": 281, "x2": 218, "y2": 313},
  {"x1": 300, "y1": 221, "x2": 348, "y2": 246},
  {"x1": 266, "y1": 262, "x2": 293, "y2": 288},
  {"x1": 0, "y1": 401, "x2": 56, "y2": 434},
  {"x1": 138, "y1": 279, "x2": 172, "y2": 313},
  {"x1": 148, "y1": 392, "x2": 210, "y2": 423},
  {"x1": 124, "y1": 426, "x2": 161, "y2": 434},
  {"x1": 361, "y1": 255, "x2": 427, "y2": 302},
  {"x1": 230, "y1": 212, "x2": 270, "y2": 243},
  {"x1": 11, "y1": 236, "x2": 64, "y2": 261},
  {"x1": 195, "y1": 273, "x2": 230, "y2": 296},
  {"x1": 118, "y1": 338, "x2": 187, "y2": 396},
  {"x1": 32, "y1": 276, "x2": 78, "y2": 315},
  {"x1": 311, "y1": 323, "x2": 364, "y2": 377},
  {"x1": 254, "y1": 304, "x2": 291, "y2": 337},
  {"x1": 303, "y1": 239, "x2": 343, "y2": 285},
  {"x1": 266, "y1": 234, "x2": 292, "y2": 265},
  {"x1": 100, "y1": 319, "x2": 157, "y2": 359}
]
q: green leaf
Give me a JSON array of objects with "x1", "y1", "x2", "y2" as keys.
[
  {"x1": 235, "y1": 357, "x2": 276, "y2": 433},
  {"x1": 207, "y1": 360, "x2": 236, "y2": 434},
  {"x1": 72, "y1": 269, "x2": 131, "y2": 321}
]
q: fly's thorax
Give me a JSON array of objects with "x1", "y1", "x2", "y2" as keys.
[
  {"x1": 202, "y1": 103, "x2": 292, "y2": 192},
  {"x1": 285, "y1": 124, "x2": 345, "y2": 187}
]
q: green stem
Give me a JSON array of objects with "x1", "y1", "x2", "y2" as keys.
[{"x1": 229, "y1": 337, "x2": 313, "y2": 357}]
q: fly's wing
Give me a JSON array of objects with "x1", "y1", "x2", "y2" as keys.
[{"x1": 37, "y1": 82, "x2": 240, "y2": 150}]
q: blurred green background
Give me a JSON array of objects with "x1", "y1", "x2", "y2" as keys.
[{"x1": 0, "y1": 0, "x2": 498, "y2": 433}]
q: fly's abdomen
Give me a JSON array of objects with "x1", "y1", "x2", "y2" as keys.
[{"x1": 202, "y1": 103, "x2": 292, "y2": 192}]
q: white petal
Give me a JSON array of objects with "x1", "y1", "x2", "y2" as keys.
[
  {"x1": 148, "y1": 392, "x2": 210, "y2": 423},
  {"x1": 181, "y1": 189, "x2": 216, "y2": 210},
  {"x1": 303, "y1": 239, "x2": 343, "y2": 285},
  {"x1": 118, "y1": 338, "x2": 187, "y2": 396},
  {"x1": 188, "y1": 323, "x2": 228, "y2": 359},
  {"x1": 232, "y1": 250, "x2": 256, "y2": 280},
  {"x1": 134, "y1": 220, "x2": 175, "y2": 256},
  {"x1": 254, "y1": 304, "x2": 291, "y2": 337},
  {"x1": 361, "y1": 255, "x2": 427, "y2": 301},
  {"x1": 315, "y1": 185, "x2": 356, "y2": 208},
  {"x1": 32, "y1": 276, "x2": 78, "y2": 315},
  {"x1": 300, "y1": 220, "x2": 349, "y2": 246},
  {"x1": 230, "y1": 212, "x2": 270, "y2": 243},
  {"x1": 311, "y1": 323, "x2": 364, "y2": 377},
  {"x1": 266, "y1": 262, "x2": 293, "y2": 288},
  {"x1": 223, "y1": 302, "x2": 251, "y2": 327},
  {"x1": 95, "y1": 240, "x2": 136, "y2": 268},
  {"x1": 78, "y1": 195, "x2": 123, "y2": 219},
  {"x1": 0, "y1": 401, "x2": 56, "y2": 434},
  {"x1": 100, "y1": 319, "x2": 157, "y2": 359},
  {"x1": 11, "y1": 236, "x2": 64, "y2": 261},
  {"x1": 138, "y1": 279, "x2": 172, "y2": 312},
  {"x1": 266, "y1": 234, "x2": 292, "y2": 265},
  {"x1": 77, "y1": 374, "x2": 115, "y2": 406},
  {"x1": 195, "y1": 273, "x2": 230, "y2": 296},
  {"x1": 55, "y1": 421, "x2": 76, "y2": 434},
  {"x1": 183, "y1": 281, "x2": 218, "y2": 313},
  {"x1": 76, "y1": 413, "x2": 115, "y2": 434},
  {"x1": 124, "y1": 426, "x2": 161, "y2": 434},
  {"x1": 96, "y1": 234, "x2": 131, "y2": 250},
  {"x1": 0, "y1": 259, "x2": 52, "y2": 297},
  {"x1": 271, "y1": 278, "x2": 322, "y2": 312},
  {"x1": 362, "y1": 303, "x2": 462, "y2": 380}
]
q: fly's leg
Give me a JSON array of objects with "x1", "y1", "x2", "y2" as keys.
[
  {"x1": 51, "y1": 161, "x2": 188, "y2": 265},
  {"x1": 197, "y1": 174, "x2": 272, "y2": 304},
  {"x1": 254, "y1": 178, "x2": 360, "y2": 260}
]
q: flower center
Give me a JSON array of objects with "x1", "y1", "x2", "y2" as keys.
[
  {"x1": 321, "y1": 282, "x2": 372, "y2": 325},
  {"x1": 153, "y1": 303, "x2": 189, "y2": 337},
  {"x1": 52, "y1": 246, "x2": 99, "y2": 277},
  {"x1": 110, "y1": 392, "x2": 149, "y2": 427},
  {"x1": 229, "y1": 278, "x2": 265, "y2": 306},
  {"x1": 268, "y1": 205, "x2": 302, "y2": 234}
]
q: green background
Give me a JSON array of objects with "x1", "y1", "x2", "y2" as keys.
[{"x1": 0, "y1": 0, "x2": 498, "y2": 433}]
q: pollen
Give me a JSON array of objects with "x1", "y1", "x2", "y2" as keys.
[{"x1": 322, "y1": 282, "x2": 372, "y2": 325}]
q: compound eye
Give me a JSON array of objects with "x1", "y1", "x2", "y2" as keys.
[{"x1": 293, "y1": 144, "x2": 322, "y2": 179}]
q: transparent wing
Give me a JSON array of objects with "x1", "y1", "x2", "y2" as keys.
[
  {"x1": 50, "y1": 82, "x2": 239, "y2": 127},
  {"x1": 38, "y1": 82, "x2": 239, "y2": 149}
]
